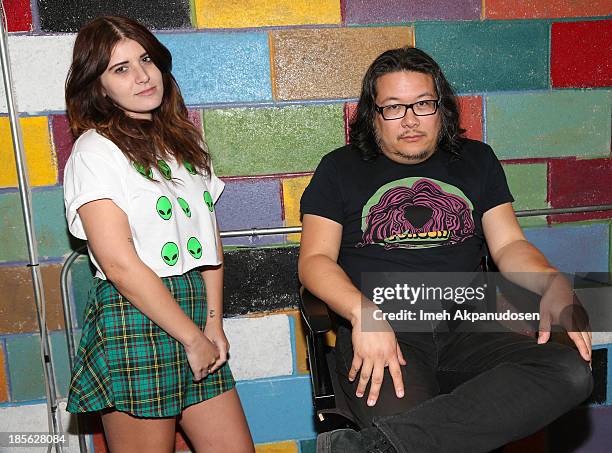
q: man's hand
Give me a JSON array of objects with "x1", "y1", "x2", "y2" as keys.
[
  {"x1": 538, "y1": 273, "x2": 592, "y2": 363},
  {"x1": 349, "y1": 306, "x2": 406, "y2": 406}
]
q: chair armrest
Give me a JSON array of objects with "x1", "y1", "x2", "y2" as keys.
[{"x1": 299, "y1": 287, "x2": 333, "y2": 335}]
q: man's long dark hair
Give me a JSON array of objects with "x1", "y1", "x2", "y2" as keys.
[{"x1": 349, "y1": 47, "x2": 465, "y2": 161}]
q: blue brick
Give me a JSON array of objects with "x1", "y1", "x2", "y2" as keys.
[
  {"x1": 157, "y1": 32, "x2": 272, "y2": 104},
  {"x1": 32, "y1": 188, "x2": 73, "y2": 259},
  {"x1": 216, "y1": 178, "x2": 284, "y2": 246},
  {"x1": 524, "y1": 223, "x2": 609, "y2": 274},
  {"x1": 236, "y1": 375, "x2": 316, "y2": 443},
  {"x1": 5, "y1": 334, "x2": 45, "y2": 401}
]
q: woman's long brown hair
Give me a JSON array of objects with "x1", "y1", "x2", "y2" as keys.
[{"x1": 65, "y1": 16, "x2": 210, "y2": 175}]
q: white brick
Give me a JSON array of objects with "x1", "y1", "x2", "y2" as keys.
[
  {"x1": 225, "y1": 314, "x2": 293, "y2": 380},
  {"x1": 0, "y1": 35, "x2": 75, "y2": 114}
]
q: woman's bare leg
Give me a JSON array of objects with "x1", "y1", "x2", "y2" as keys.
[{"x1": 101, "y1": 410, "x2": 176, "y2": 453}]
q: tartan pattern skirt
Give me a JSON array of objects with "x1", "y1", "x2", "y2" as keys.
[{"x1": 66, "y1": 269, "x2": 234, "y2": 418}]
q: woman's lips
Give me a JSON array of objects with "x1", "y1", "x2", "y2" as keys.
[{"x1": 137, "y1": 86, "x2": 156, "y2": 96}]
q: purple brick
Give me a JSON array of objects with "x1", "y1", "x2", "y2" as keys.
[
  {"x1": 345, "y1": 0, "x2": 481, "y2": 23},
  {"x1": 216, "y1": 178, "x2": 284, "y2": 246},
  {"x1": 50, "y1": 115, "x2": 74, "y2": 184}
]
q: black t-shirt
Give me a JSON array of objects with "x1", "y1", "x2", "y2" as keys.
[{"x1": 300, "y1": 139, "x2": 514, "y2": 289}]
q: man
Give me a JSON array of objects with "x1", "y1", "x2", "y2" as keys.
[{"x1": 298, "y1": 47, "x2": 592, "y2": 453}]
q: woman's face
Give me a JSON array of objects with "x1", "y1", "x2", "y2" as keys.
[{"x1": 99, "y1": 38, "x2": 164, "y2": 120}]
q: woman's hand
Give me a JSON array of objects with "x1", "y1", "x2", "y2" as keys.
[
  {"x1": 204, "y1": 322, "x2": 230, "y2": 374},
  {"x1": 183, "y1": 332, "x2": 220, "y2": 381}
]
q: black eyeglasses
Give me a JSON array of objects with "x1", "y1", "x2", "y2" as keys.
[{"x1": 375, "y1": 99, "x2": 440, "y2": 120}]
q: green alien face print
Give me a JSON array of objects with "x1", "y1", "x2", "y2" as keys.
[
  {"x1": 133, "y1": 162, "x2": 153, "y2": 180},
  {"x1": 184, "y1": 161, "x2": 197, "y2": 175},
  {"x1": 157, "y1": 159, "x2": 172, "y2": 180},
  {"x1": 203, "y1": 191, "x2": 214, "y2": 212},
  {"x1": 177, "y1": 197, "x2": 191, "y2": 217},
  {"x1": 187, "y1": 237, "x2": 203, "y2": 259},
  {"x1": 161, "y1": 242, "x2": 179, "y2": 266},
  {"x1": 156, "y1": 196, "x2": 173, "y2": 220}
]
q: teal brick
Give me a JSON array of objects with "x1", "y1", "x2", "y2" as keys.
[
  {"x1": 487, "y1": 91, "x2": 611, "y2": 159},
  {"x1": 300, "y1": 439, "x2": 317, "y2": 453},
  {"x1": 32, "y1": 188, "x2": 73, "y2": 259},
  {"x1": 69, "y1": 255, "x2": 95, "y2": 327},
  {"x1": 50, "y1": 331, "x2": 71, "y2": 398},
  {"x1": 203, "y1": 104, "x2": 345, "y2": 176},
  {"x1": 415, "y1": 21, "x2": 549, "y2": 92},
  {"x1": 5, "y1": 334, "x2": 45, "y2": 401},
  {"x1": 503, "y1": 163, "x2": 548, "y2": 227},
  {"x1": 0, "y1": 192, "x2": 28, "y2": 262}
]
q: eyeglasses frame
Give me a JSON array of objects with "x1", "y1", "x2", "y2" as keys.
[{"x1": 375, "y1": 99, "x2": 440, "y2": 120}]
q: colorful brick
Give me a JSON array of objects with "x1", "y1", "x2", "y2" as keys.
[
  {"x1": 216, "y1": 178, "x2": 284, "y2": 246},
  {"x1": 485, "y1": 0, "x2": 612, "y2": 19},
  {"x1": 0, "y1": 342, "x2": 8, "y2": 402},
  {"x1": 457, "y1": 95, "x2": 483, "y2": 141},
  {"x1": 524, "y1": 223, "x2": 609, "y2": 274},
  {"x1": 194, "y1": 0, "x2": 341, "y2": 28},
  {"x1": 69, "y1": 255, "x2": 95, "y2": 328},
  {"x1": 345, "y1": 0, "x2": 480, "y2": 23},
  {"x1": 5, "y1": 334, "x2": 45, "y2": 401},
  {"x1": 551, "y1": 20, "x2": 612, "y2": 88},
  {"x1": 0, "y1": 192, "x2": 27, "y2": 262},
  {"x1": 225, "y1": 315, "x2": 293, "y2": 380},
  {"x1": 416, "y1": 21, "x2": 549, "y2": 92},
  {"x1": 300, "y1": 439, "x2": 317, "y2": 453},
  {"x1": 287, "y1": 310, "x2": 309, "y2": 374},
  {"x1": 502, "y1": 163, "x2": 548, "y2": 227},
  {"x1": 204, "y1": 104, "x2": 345, "y2": 176},
  {"x1": 270, "y1": 26, "x2": 412, "y2": 100},
  {"x1": 236, "y1": 375, "x2": 316, "y2": 443},
  {"x1": 281, "y1": 175, "x2": 312, "y2": 243},
  {"x1": 158, "y1": 32, "x2": 272, "y2": 105},
  {"x1": 486, "y1": 91, "x2": 611, "y2": 160},
  {"x1": 50, "y1": 331, "x2": 71, "y2": 398},
  {"x1": 255, "y1": 440, "x2": 299, "y2": 453},
  {"x1": 0, "y1": 264, "x2": 65, "y2": 334},
  {"x1": 50, "y1": 115, "x2": 74, "y2": 185},
  {"x1": 37, "y1": 0, "x2": 192, "y2": 32},
  {"x1": 0, "y1": 35, "x2": 75, "y2": 113},
  {"x1": 33, "y1": 187, "x2": 74, "y2": 259},
  {"x1": 0, "y1": 116, "x2": 57, "y2": 188},
  {"x1": 345, "y1": 103, "x2": 357, "y2": 143},
  {"x1": 5, "y1": 0, "x2": 32, "y2": 32},
  {"x1": 549, "y1": 158, "x2": 612, "y2": 223}
]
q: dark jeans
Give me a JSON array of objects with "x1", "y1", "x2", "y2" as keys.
[{"x1": 335, "y1": 323, "x2": 593, "y2": 453}]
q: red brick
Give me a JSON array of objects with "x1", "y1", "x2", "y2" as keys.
[
  {"x1": 485, "y1": 0, "x2": 612, "y2": 19},
  {"x1": 549, "y1": 158, "x2": 612, "y2": 223},
  {"x1": 0, "y1": 344, "x2": 8, "y2": 402},
  {"x1": 551, "y1": 20, "x2": 612, "y2": 88},
  {"x1": 50, "y1": 115, "x2": 74, "y2": 185},
  {"x1": 4, "y1": 0, "x2": 32, "y2": 32}
]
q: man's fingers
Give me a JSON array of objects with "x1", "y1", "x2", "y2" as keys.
[
  {"x1": 388, "y1": 360, "x2": 405, "y2": 399},
  {"x1": 348, "y1": 355, "x2": 363, "y2": 382},
  {"x1": 366, "y1": 364, "x2": 385, "y2": 407},
  {"x1": 396, "y1": 344, "x2": 407, "y2": 366},
  {"x1": 356, "y1": 360, "x2": 373, "y2": 398}
]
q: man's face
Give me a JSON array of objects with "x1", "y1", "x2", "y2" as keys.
[{"x1": 373, "y1": 71, "x2": 441, "y2": 164}]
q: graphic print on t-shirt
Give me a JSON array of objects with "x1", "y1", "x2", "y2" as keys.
[{"x1": 358, "y1": 177, "x2": 475, "y2": 250}]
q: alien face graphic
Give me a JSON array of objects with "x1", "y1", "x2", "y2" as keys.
[
  {"x1": 184, "y1": 161, "x2": 197, "y2": 175},
  {"x1": 161, "y1": 242, "x2": 179, "y2": 266},
  {"x1": 133, "y1": 162, "x2": 153, "y2": 180},
  {"x1": 156, "y1": 196, "x2": 173, "y2": 220},
  {"x1": 203, "y1": 191, "x2": 214, "y2": 212},
  {"x1": 177, "y1": 197, "x2": 191, "y2": 217},
  {"x1": 157, "y1": 159, "x2": 172, "y2": 180},
  {"x1": 187, "y1": 237, "x2": 202, "y2": 259}
]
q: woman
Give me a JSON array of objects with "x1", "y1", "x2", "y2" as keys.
[{"x1": 63, "y1": 16, "x2": 254, "y2": 452}]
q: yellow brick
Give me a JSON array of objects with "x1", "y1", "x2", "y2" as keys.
[
  {"x1": 282, "y1": 175, "x2": 311, "y2": 242},
  {"x1": 255, "y1": 440, "x2": 298, "y2": 453},
  {"x1": 195, "y1": 0, "x2": 341, "y2": 28},
  {"x1": 0, "y1": 117, "x2": 56, "y2": 188},
  {"x1": 287, "y1": 310, "x2": 309, "y2": 374}
]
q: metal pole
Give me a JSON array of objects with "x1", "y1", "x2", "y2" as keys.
[{"x1": 0, "y1": 7, "x2": 64, "y2": 453}]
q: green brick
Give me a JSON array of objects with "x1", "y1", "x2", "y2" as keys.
[
  {"x1": 503, "y1": 162, "x2": 548, "y2": 227},
  {"x1": 0, "y1": 192, "x2": 28, "y2": 262},
  {"x1": 6, "y1": 334, "x2": 45, "y2": 401},
  {"x1": 50, "y1": 331, "x2": 71, "y2": 398},
  {"x1": 70, "y1": 255, "x2": 95, "y2": 327},
  {"x1": 32, "y1": 188, "x2": 74, "y2": 259},
  {"x1": 203, "y1": 104, "x2": 345, "y2": 176},
  {"x1": 300, "y1": 439, "x2": 317, "y2": 453},
  {"x1": 487, "y1": 91, "x2": 611, "y2": 159},
  {"x1": 415, "y1": 20, "x2": 549, "y2": 92}
]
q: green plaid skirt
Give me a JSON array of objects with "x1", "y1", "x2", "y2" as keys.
[{"x1": 66, "y1": 269, "x2": 234, "y2": 417}]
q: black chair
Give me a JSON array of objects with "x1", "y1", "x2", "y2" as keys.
[{"x1": 298, "y1": 256, "x2": 499, "y2": 433}]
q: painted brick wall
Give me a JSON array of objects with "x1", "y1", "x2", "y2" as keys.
[{"x1": 0, "y1": 0, "x2": 610, "y2": 451}]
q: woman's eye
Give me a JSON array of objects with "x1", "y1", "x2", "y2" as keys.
[
  {"x1": 142, "y1": 55, "x2": 152, "y2": 63},
  {"x1": 114, "y1": 66, "x2": 127, "y2": 74}
]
